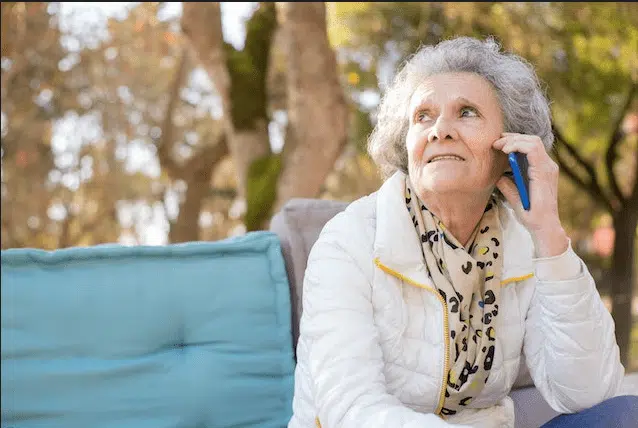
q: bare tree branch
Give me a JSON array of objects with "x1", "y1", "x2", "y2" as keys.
[
  {"x1": 552, "y1": 125, "x2": 599, "y2": 184},
  {"x1": 57, "y1": 204, "x2": 74, "y2": 248},
  {"x1": 185, "y1": 136, "x2": 229, "y2": 179},
  {"x1": 553, "y1": 145, "x2": 587, "y2": 189},
  {"x1": 155, "y1": 48, "x2": 190, "y2": 180},
  {"x1": 169, "y1": 136, "x2": 229, "y2": 243},
  {"x1": 181, "y1": 2, "x2": 230, "y2": 129},
  {"x1": 552, "y1": 125, "x2": 613, "y2": 212},
  {"x1": 606, "y1": 83, "x2": 637, "y2": 204}
]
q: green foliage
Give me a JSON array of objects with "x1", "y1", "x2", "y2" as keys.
[
  {"x1": 350, "y1": 104, "x2": 374, "y2": 154},
  {"x1": 0, "y1": 2, "x2": 231, "y2": 248},
  {"x1": 334, "y1": 3, "x2": 636, "y2": 134},
  {"x1": 330, "y1": 2, "x2": 637, "y2": 219},
  {"x1": 244, "y1": 153, "x2": 282, "y2": 231},
  {"x1": 226, "y1": 2, "x2": 277, "y2": 131}
]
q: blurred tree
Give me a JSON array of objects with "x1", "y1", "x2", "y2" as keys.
[
  {"x1": 3, "y1": 2, "x2": 634, "y2": 361},
  {"x1": 329, "y1": 1, "x2": 638, "y2": 364},
  {"x1": 181, "y1": 2, "x2": 349, "y2": 230},
  {"x1": 2, "y1": 1, "x2": 351, "y2": 247},
  {"x1": 1, "y1": 2, "x2": 176, "y2": 248},
  {"x1": 93, "y1": 2, "x2": 234, "y2": 243},
  {"x1": 1, "y1": 2, "x2": 239, "y2": 248},
  {"x1": 0, "y1": 1, "x2": 97, "y2": 249}
]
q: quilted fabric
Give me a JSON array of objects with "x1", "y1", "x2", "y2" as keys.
[
  {"x1": 288, "y1": 171, "x2": 624, "y2": 428},
  {"x1": 1, "y1": 232, "x2": 295, "y2": 428},
  {"x1": 270, "y1": 198, "x2": 540, "y2": 389}
]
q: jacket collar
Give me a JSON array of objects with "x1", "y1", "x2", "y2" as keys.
[{"x1": 373, "y1": 171, "x2": 534, "y2": 286}]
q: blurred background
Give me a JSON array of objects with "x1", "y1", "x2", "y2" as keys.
[{"x1": 1, "y1": 2, "x2": 636, "y2": 369}]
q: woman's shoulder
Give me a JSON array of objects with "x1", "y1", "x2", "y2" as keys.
[
  {"x1": 325, "y1": 192, "x2": 377, "y2": 232},
  {"x1": 312, "y1": 192, "x2": 379, "y2": 256},
  {"x1": 313, "y1": 173, "x2": 406, "y2": 258}
]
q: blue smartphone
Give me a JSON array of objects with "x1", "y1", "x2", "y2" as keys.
[{"x1": 507, "y1": 152, "x2": 531, "y2": 211}]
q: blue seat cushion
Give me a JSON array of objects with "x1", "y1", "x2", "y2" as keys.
[{"x1": 1, "y1": 232, "x2": 295, "y2": 428}]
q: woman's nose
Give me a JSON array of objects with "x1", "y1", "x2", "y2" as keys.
[{"x1": 428, "y1": 117, "x2": 457, "y2": 144}]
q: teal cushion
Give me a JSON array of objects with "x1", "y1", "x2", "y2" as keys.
[{"x1": 1, "y1": 232, "x2": 295, "y2": 428}]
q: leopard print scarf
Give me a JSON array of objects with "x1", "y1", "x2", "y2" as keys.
[{"x1": 405, "y1": 177, "x2": 504, "y2": 416}]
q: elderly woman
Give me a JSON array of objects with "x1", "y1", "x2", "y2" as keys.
[{"x1": 287, "y1": 37, "x2": 635, "y2": 428}]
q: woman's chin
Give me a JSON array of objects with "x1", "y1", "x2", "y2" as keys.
[
  {"x1": 420, "y1": 174, "x2": 469, "y2": 194},
  {"x1": 425, "y1": 183, "x2": 466, "y2": 194}
]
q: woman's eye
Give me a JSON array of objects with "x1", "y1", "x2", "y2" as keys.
[
  {"x1": 416, "y1": 111, "x2": 432, "y2": 123},
  {"x1": 460, "y1": 107, "x2": 478, "y2": 117}
]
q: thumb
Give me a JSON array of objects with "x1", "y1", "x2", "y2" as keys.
[{"x1": 496, "y1": 176, "x2": 522, "y2": 212}]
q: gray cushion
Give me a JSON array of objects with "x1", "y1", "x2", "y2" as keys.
[
  {"x1": 269, "y1": 198, "x2": 349, "y2": 355},
  {"x1": 513, "y1": 355, "x2": 534, "y2": 390},
  {"x1": 510, "y1": 386, "x2": 560, "y2": 428}
]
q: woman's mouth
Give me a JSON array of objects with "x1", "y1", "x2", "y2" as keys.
[{"x1": 428, "y1": 155, "x2": 465, "y2": 163}]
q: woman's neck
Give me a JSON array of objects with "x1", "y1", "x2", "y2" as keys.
[{"x1": 420, "y1": 190, "x2": 493, "y2": 247}]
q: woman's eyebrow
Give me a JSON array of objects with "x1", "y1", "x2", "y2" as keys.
[
  {"x1": 408, "y1": 106, "x2": 436, "y2": 123},
  {"x1": 410, "y1": 97, "x2": 435, "y2": 114},
  {"x1": 408, "y1": 96, "x2": 482, "y2": 118},
  {"x1": 455, "y1": 97, "x2": 482, "y2": 109}
]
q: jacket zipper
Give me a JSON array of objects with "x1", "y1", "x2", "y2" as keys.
[
  {"x1": 373, "y1": 258, "x2": 450, "y2": 416},
  {"x1": 312, "y1": 246, "x2": 533, "y2": 426}
]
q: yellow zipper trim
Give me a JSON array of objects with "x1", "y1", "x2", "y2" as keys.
[
  {"x1": 501, "y1": 273, "x2": 534, "y2": 286},
  {"x1": 373, "y1": 258, "x2": 533, "y2": 416},
  {"x1": 315, "y1": 417, "x2": 322, "y2": 428},
  {"x1": 374, "y1": 258, "x2": 450, "y2": 415}
]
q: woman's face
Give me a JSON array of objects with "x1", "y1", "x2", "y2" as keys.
[{"x1": 406, "y1": 72, "x2": 508, "y2": 199}]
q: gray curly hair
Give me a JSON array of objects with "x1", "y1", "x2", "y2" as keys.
[{"x1": 367, "y1": 36, "x2": 554, "y2": 178}]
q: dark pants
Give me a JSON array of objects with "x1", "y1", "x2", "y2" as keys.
[{"x1": 541, "y1": 395, "x2": 638, "y2": 428}]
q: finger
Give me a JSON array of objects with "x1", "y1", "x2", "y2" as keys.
[
  {"x1": 492, "y1": 135, "x2": 511, "y2": 150},
  {"x1": 492, "y1": 133, "x2": 535, "y2": 149},
  {"x1": 496, "y1": 176, "x2": 524, "y2": 213},
  {"x1": 496, "y1": 137, "x2": 548, "y2": 165},
  {"x1": 496, "y1": 135, "x2": 539, "y2": 151},
  {"x1": 500, "y1": 140, "x2": 537, "y2": 157},
  {"x1": 500, "y1": 132, "x2": 524, "y2": 139}
]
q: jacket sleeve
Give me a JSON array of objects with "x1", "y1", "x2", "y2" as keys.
[
  {"x1": 301, "y1": 216, "x2": 471, "y2": 428},
  {"x1": 522, "y1": 243, "x2": 625, "y2": 413}
]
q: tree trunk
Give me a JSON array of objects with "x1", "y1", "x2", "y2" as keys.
[
  {"x1": 232, "y1": 127, "x2": 271, "y2": 199},
  {"x1": 169, "y1": 177, "x2": 208, "y2": 244},
  {"x1": 552, "y1": 85, "x2": 637, "y2": 366},
  {"x1": 182, "y1": 2, "x2": 348, "y2": 228},
  {"x1": 610, "y1": 205, "x2": 638, "y2": 367},
  {"x1": 169, "y1": 140, "x2": 229, "y2": 243},
  {"x1": 274, "y1": 2, "x2": 349, "y2": 212},
  {"x1": 181, "y1": 2, "x2": 273, "y2": 201}
]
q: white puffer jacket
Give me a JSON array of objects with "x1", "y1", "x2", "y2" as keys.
[{"x1": 288, "y1": 171, "x2": 624, "y2": 428}]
